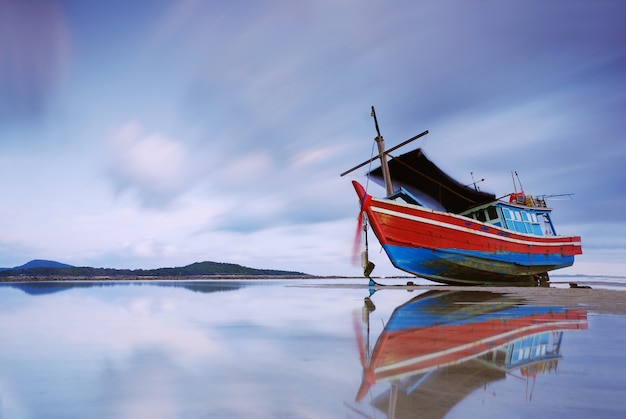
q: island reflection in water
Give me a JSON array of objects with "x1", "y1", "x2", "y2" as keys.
[{"x1": 351, "y1": 290, "x2": 588, "y2": 418}]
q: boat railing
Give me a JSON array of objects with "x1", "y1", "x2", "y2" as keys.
[{"x1": 386, "y1": 187, "x2": 425, "y2": 206}]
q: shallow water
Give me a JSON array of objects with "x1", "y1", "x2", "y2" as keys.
[{"x1": 0, "y1": 279, "x2": 625, "y2": 418}]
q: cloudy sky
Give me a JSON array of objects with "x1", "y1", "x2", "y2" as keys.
[{"x1": 0, "y1": 0, "x2": 624, "y2": 277}]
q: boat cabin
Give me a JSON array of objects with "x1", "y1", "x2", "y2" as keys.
[
  {"x1": 367, "y1": 147, "x2": 558, "y2": 237},
  {"x1": 387, "y1": 187, "x2": 557, "y2": 237},
  {"x1": 460, "y1": 197, "x2": 556, "y2": 237}
]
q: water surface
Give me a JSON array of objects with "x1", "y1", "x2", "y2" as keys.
[{"x1": 0, "y1": 279, "x2": 625, "y2": 418}]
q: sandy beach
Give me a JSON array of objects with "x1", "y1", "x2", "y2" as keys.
[{"x1": 419, "y1": 285, "x2": 626, "y2": 315}]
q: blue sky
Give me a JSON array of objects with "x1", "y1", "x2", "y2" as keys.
[{"x1": 1, "y1": 0, "x2": 624, "y2": 277}]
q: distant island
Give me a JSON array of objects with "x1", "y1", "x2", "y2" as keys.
[{"x1": 0, "y1": 259, "x2": 311, "y2": 280}]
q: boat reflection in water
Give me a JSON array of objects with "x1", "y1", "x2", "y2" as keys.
[{"x1": 351, "y1": 290, "x2": 588, "y2": 418}]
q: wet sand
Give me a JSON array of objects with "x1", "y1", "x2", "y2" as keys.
[
  {"x1": 424, "y1": 285, "x2": 626, "y2": 315},
  {"x1": 304, "y1": 281, "x2": 626, "y2": 315}
]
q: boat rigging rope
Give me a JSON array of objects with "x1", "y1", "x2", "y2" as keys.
[
  {"x1": 364, "y1": 137, "x2": 377, "y2": 193},
  {"x1": 358, "y1": 138, "x2": 378, "y2": 276}
]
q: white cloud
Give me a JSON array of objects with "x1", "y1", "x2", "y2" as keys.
[{"x1": 107, "y1": 121, "x2": 192, "y2": 207}]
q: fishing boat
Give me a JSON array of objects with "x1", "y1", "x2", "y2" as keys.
[{"x1": 341, "y1": 107, "x2": 582, "y2": 285}]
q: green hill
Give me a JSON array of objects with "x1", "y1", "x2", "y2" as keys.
[{"x1": 0, "y1": 260, "x2": 309, "y2": 278}]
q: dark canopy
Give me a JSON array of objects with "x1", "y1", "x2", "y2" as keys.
[{"x1": 368, "y1": 148, "x2": 495, "y2": 213}]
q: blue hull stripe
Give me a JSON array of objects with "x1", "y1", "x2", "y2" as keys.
[
  {"x1": 386, "y1": 300, "x2": 568, "y2": 332},
  {"x1": 383, "y1": 244, "x2": 574, "y2": 281}
]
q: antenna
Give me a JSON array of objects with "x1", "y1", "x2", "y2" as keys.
[
  {"x1": 511, "y1": 171, "x2": 517, "y2": 194},
  {"x1": 515, "y1": 171, "x2": 525, "y2": 193},
  {"x1": 466, "y1": 172, "x2": 484, "y2": 192}
]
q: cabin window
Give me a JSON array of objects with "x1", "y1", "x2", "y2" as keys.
[
  {"x1": 464, "y1": 206, "x2": 502, "y2": 227},
  {"x1": 524, "y1": 212, "x2": 542, "y2": 235},
  {"x1": 502, "y1": 208, "x2": 512, "y2": 230},
  {"x1": 513, "y1": 211, "x2": 527, "y2": 233},
  {"x1": 501, "y1": 207, "x2": 543, "y2": 235}
]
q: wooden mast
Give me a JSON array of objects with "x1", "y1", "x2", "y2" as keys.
[{"x1": 371, "y1": 106, "x2": 394, "y2": 196}]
